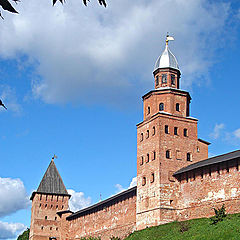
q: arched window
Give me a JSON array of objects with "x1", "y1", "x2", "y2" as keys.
[
  {"x1": 147, "y1": 106, "x2": 150, "y2": 115},
  {"x1": 174, "y1": 127, "x2": 178, "y2": 135},
  {"x1": 142, "y1": 177, "x2": 146, "y2": 186},
  {"x1": 166, "y1": 150, "x2": 170, "y2": 159},
  {"x1": 184, "y1": 128, "x2": 188, "y2": 137},
  {"x1": 146, "y1": 130, "x2": 149, "y2": 139},
  {"x1": 159, "y1": 103, "x2": 164, "y2": 111},
  {"x1": 151, "y1": 173, "x2": 155, "y2": 183},
  {"x1": 146, "y1": 153, "x2": 150, "y2": 162},
  {"x1": 152, "y1": 126, "x2": 156, "y2": 135},
  {"x1": 140, "y1": 133, "x2": 143, "y2": 142},
  {"x1": 187, "y1": 153, "x2": 191, "y2": 161},
  {"x1": 171, "y1": 74, "x2": 175, "y2": 85},
  {"x1": 162, "y1": 74, "x2": 167, "y2": 83},
  {"x1": 165, "y1": 125, "x2": 169, "y2": 134},
  {"x1": 156, "y1": 75, "x2": 159, "y2": 86},
  {"x1": 153, "y1": 151, "x2": 156, "y2": 160},
  {"x1": 176, "y1": 103, "x2": 180, "y2": 111}
]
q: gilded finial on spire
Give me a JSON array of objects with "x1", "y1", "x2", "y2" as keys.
[
  {"x1": 165, "y1": 33, "x2": 174, "y2": 46},
  {"x1": 52, "y1": 154, "x2": 58, "y2": 161}
]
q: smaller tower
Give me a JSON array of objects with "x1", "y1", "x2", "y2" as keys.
[{"x1": 30, "y1": 158, "x2": 71, "y2": 240}]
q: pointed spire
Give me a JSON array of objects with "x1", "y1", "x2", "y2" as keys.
[{"x1": 37, "y1": 159, "x2": 68, "y2": 195}]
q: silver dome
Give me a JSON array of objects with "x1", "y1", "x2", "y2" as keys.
[{"x1": 154, "y1": 45, "x2": 179, "y2": 71}]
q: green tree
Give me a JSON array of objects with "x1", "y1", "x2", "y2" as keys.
[{"x1": 17, "y1": 228, "x2": 30, "y2": 240}]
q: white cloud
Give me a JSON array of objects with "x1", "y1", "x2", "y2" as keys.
[
  {"x1": 210, "y1": 123, "x2": 225, "y2": 139},
  {"x1": 0, "y1": 221, "x2": 26, "y2": 239},
  {"x1": 115, "y1": 184, "x2": 124, "y2": 193},
  {"x1": 234, "y1": 128, "x2": 240, "y2": 139},
  {"x1": 0, "y1": 178, "x2": 30, "y2": 218},
  {"x1": 0, "y1": 86, "x2": 22, "y2": 115},
  {"x1": 68, "y1": 189, "x2": 91, "y2": 212},
  {"x1": 129, "y1": 177, "x2": 137, "y2": 188},
  {"x1": 0, "y1": 0, "x2": 233, "y2": 107}
]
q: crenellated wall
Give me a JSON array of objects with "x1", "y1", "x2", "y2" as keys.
[{"x1": 66, "y1": 187, "x2": 137, "y2": 240}]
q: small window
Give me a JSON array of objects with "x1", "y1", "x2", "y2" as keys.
[
  {"x1": 56, "y1": 205, "x2": 58, "y2": 209},
  {"x1": 156, "y1": 75, "x2": 159, "y2": 86},
  {"x1": 159, "y1": 103, "x2": 164, "y2": 111},
  {"x1": 45, "y1": 216, "x2": 47, "y2": 220},
  {"x1": 165, "y1": 125, "x2": 169, "y2": 134},
  {"x1": 142, "y1": 177, "x2": 146, "y2": 186},
  {"x1": 187, "y1": 153, "x2": 191, "y2": 161},
  {"x1": 140, "y1": 133, "x2": 143, "y2": 142},
  {"x1": 146, "y1": 153, "x2": 149, "y2": 163},
  {"x1": 146, "y1": 130, "x2": 149, "y2": 139},
  {"x1": 147, "y1": 106, "x2": 150, "y2": 115},
  {"x1": 56, "y1": 227, "x2": 58, "y2": 231},
  {"x1": 171, "y1": 74, "x2": 175, "y2": 85},
  {"x1": 140, "y1": 156, "x2": 144, "y2": 165},
  {"x1": 45, "y1": 204, "x2": 47, "y2": 208},
  {"x1": 176, "y1": 103, "x2": 180, "y2": 112},
  {"x1": 184, "y1": 128, "x2": 188, "y2": 137},
  {"x1": 197, "y1": 146, "x2": 200, "y2": 152},
  {"x1": 170, "y1": 200, "x2": 173, "y2": 205},
  {"x1": 152, "y1": 126, "x2": 155, "y2": 136},
  {"x1": 153, "y1": 151, "x2": 156, "y2": 160},
  {"x1": 209, "y1": 167, "x2": 211, "y2": 177},
  {"x1": 51, "y1": 204, "x2": 53, "y2": 208},
  {"x1": 166, "y1": 150, "x2": 170, "y2": 159},
  {"x1": 150, "y1": 173, "x2": 155, "y2": 183},
  {"x1": 41, "y1": 226, "x2": 44, "y2": 230},
  {"x1": 62, "y1": 205, "x2": 64, "y2": 209},
  {"x1": 39, "y1": 203, "x2": 41, "y2": 207},
  {"x1": 55, "y1": 216, "x2": 57, "y2": 220},
  {"x1": 162, "y1": 74, "x2": 167, "y2": 83},
  {"x1": 50, "y1": 227, "x2": 52, "y2": 230},
  {"x1": 174, "y1": 127, "x2": 178, "y2": 135}
]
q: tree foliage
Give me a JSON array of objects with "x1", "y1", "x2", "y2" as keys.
[
  {"x1": 17, "y1": 228, "x2": 30, "y2": 240},
  {"x1": 0, "y1": 0, "x2": 106, "y2": 18},
  {"x1": 210, "y1": 204, "x2": 227, "y2": 225}
]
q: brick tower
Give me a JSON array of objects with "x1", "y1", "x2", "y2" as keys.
[
  {"x1": 136, "y1": 36, "x2": 209, "y2": 230},
  {"x1": 30, "y1": 158, "x2": 71, "y2": 240}
]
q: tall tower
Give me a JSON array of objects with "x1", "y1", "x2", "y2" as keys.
[
  {"x1": 136, "y1": 36, "x2": 209, "y2": 230},
  {"x1": 30, "y1": 159, "x2": 71, "y2": 240}
]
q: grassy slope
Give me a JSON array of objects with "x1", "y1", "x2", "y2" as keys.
[{"x1": 125, "y1": 213, "x2": 240, "y2": 240}]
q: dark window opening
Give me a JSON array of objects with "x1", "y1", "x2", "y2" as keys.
[
  {"x1": 146, "y1": 130, "x2": 149, "y2": 138},
  {"x1": 151, "y1": 173, "x2": 155, "y2": 183},
  {"x1": 159, "y1": 103, "x2": 164, "y2": 111},
  {"x1": 153, "y1": 151, "x2": 156, "y2": 160},
  {"x1": 176, "y1": 103, "x2": 180, "y2": 111},
  {"x1": 174, "y1": 127, "x2": 178, "y2": 135},
  {"x1": 153, "y1": 126, "x2": 155, "y2": 135},
  {"x1": 50, "y1": 227, "x2": 52, "y2": 230},
  {"x1": 146, "y1": 153, "x2": 149, "y2": 162},
  {"x1": 55, "y1": 217, "x2": 57, "y2": 220},
  {"x1": 39, "y1": 203, "x2": 41, "y2": 207},
  {"x1": 140, "y1": 133, "x2": 143, "y2": 142},
  {"x1": 184, "y1": 128, "x2": 188, "y2": 137},
  {"x1": 170, "y1": 200, "x2": 173, "y2": 205},
  {"x1": 162, "y1": 74, "x2": 167, "y2": 83},
  {"x1": 209, "y1": 167, "x2": 211, "y2": 177},
  {"x1": 156, "y1": 75, "x2": 159, "y2": 86},
  {"x1": 187, "y1": 153, "x2": 191, "y2": 161},
  {"x1": 140, "y1": 156, "x2": 144, "y2": 165},
  {"x1": 45, "y1": 204, "x2": 47, "y2": 208},
  {"x1": 142, "y1": 177, "x2": 146, "y2": 186},
  {"x1": 45, "y1": 216, "x2": 47, "y2": 220},
  {"x1": 165, "y1": 125, "x2": 169, "y2": 134},
  {"x1": 166, "y1": 150, "x2": 170, "y2": 159},
  {"x1": 41, "y1": 226, "x2": 44, "y2": 230},
  {"x1": 147, "y1": 106, "x2": 150, "y2": 115},
  {"x1": 171, "y1": 74, "x2": 175, "y2": 85}
]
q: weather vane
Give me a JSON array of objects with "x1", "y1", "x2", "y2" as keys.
[
  {"x1": 165, "y1": 33, "x2": 174, "y2": 46},
  {"x1": 52, "y1": 154, "x2": 58, "y2": 161}
]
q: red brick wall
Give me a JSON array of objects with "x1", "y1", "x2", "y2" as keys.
[
  {"x1": 67, "y1": 193, "x2": 136, "y2": 240},
  {"x1": 30, "y1": 193, "x2": 70, "y2": 240}
]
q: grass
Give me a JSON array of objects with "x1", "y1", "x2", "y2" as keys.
[{"x1": 125, "y1": 213, "x2": 240, "y2": 240}]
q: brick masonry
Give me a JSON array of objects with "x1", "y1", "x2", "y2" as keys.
[{"x1": 30, "y1": 58, "x2": 239, "y2": 239}]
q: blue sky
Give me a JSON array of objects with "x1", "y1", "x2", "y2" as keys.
[{"x1": 0, "y1": 0, "x2": 240, "y2": 238}]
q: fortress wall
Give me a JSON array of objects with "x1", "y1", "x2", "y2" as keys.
[
  {"x1": 67, "y1": 188, "x2": 136, "y2": 240},
  {"x1": 175, "y1": 158, "x2": 240, "y2": 220}
]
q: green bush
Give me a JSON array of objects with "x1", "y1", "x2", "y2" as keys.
[{"x1": 210, "y1": 204, "x2": 227, "y2": 224}]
